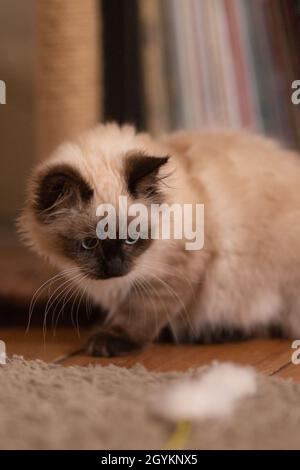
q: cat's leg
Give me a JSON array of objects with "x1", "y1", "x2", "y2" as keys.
[
  {"x1": 86, "y1": 302, "x2": 168, "y2": 357},
  {"x1": 86, "y1": 324, "x2": 144, "y2": 357},
  {"x1": 85, "y1": 277, "x2": 190, "y2": 357}
]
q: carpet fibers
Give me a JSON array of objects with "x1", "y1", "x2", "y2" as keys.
[{"x1": 0, "y1": 358, "x2": 300, "y2": 449}]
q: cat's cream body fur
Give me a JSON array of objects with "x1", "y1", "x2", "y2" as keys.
[{"x1": 20, "y1": 124, "x2": 300, "y2": 354}]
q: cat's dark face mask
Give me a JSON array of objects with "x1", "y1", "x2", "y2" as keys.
[{"x1": 32, "y1": 155, "x2": 169, "y2": 280}]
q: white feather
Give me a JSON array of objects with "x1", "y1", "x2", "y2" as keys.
[{"x1": 154, "y1": 362, "x2": 257, "y2": 421}]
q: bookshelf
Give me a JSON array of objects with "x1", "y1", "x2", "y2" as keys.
[{"x1": 102, "y1": 0, "x2": 300, "y2": 148}]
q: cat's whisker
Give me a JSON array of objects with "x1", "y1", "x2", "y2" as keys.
[
  {"x1": 49, "y1": 272, "x2": 84, "y2": 331},
  {"x1": 139, "y1": 274, "x2": 174, "y2": 339},
  {"x1": 133, "y1": 277, "x2": 156, "y2": 331},
  {"x1": 136, "y1": 275, "x2": 160, "y2": 336},
  {"x1": 128, "y1": 280, "x2": 136, "y2": 328},
  {"x1": 132, "y1": 278, "x2": 147, "y2": 320},
  {"x1": 145, "y1": 270, "x2": 197, "y2": 340},
  {"x1": 53, "y1": 280, "x2": 79, "y2": 333},
  {"x1": 42, "y1": 271, "x2": 84, "y2": 341},
  {"x1": 27, "y1": 267, "x2": 78, "y2": 334},
  {"x1": 52, "y1": 272, "x2": 89, "y2": 333},
  {"x1": 69, "y1": 276, "x2": 89, "y2": 335},
  {"x1": 140, "y1": 260, "x2": 197, "y2": 301},
  {"x1": 137, "y1": 277, "x2": 154, "y2": 329},
  {"x1": 44, "y1": 272, "x2": 83, "y2": 326},
  {"x1": 74, "y1": 275, "x2": 89, "y2": 338},
  {"x1": 56, "y1": 283, "x2": 83, "y2": 335},
  {"x1": 83, "y1": 278, "x2": 93, "y2": 321}
]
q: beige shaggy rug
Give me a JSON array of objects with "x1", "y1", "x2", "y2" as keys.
[{"x1": 1, "y1": 357, "x2": 300, "y2": 450}]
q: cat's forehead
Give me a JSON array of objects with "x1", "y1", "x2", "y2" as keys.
[
  {"x1": 73, "y1": 123, "x2": 165, "y2": 166},
  {"x1": 49, "y1": 143, "x2": 129, "y2": 203},
  {"x1": 44, "y1": 123, "x2": 169, "y2": 206},
  {"x1": 76, "y1": 124, "x2": 145, "y2": 164}
]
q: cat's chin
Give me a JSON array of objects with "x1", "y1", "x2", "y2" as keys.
[
  {"x1": 91, "y1": 274, "x2": 128, "y2": 281},
  {"x1": 87, "y1": 268, "x2": 131, "y2": 281}
]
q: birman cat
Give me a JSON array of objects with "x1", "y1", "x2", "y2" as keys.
[{"x1": 19, "y1": 123, "x2": 300, "y2": 356}]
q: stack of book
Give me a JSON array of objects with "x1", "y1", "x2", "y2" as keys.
[{"x1": 138, "y1": 0, "x2": 300, "y2": 148}]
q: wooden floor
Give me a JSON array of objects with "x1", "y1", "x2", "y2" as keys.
[{"x1": 1, "y1": 326, "x2": 300, "y2": 382}]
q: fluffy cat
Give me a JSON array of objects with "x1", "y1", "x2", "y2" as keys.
[{"x1": 19, "y1": 123, "x2": 300, "y2": 356}]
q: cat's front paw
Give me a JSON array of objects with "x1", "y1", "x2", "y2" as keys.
[{"x1": 86, "y1": 327, "x2": 143, "y2": 357}]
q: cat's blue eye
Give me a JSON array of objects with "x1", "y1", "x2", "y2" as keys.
[
  {"x1": 81, "y1": 238, "x2": 99, "y2": 250},
  {"x1": 125, "y1": 234, "x2": 140, "y2": 245}
]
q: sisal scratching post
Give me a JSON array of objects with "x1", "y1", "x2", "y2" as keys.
[{"x1": 36, "y1": 0, "x2": 102, "y2": 160}]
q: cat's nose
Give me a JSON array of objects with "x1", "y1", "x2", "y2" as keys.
[{"x1": 103, "y1": 256, "x2": 125, "y2": 278}]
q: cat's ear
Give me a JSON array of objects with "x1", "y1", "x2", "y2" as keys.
[
  {"x1": 32, "y1": 164, "x2": 93, "y2": 222},
  {"x1": 125, "y1": 154, "x2": 169, "y2": 198}
]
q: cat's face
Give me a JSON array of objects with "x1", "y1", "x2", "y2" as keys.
[{"x1": 20, "y1": 126, "x2": 170, "y2": 280}]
